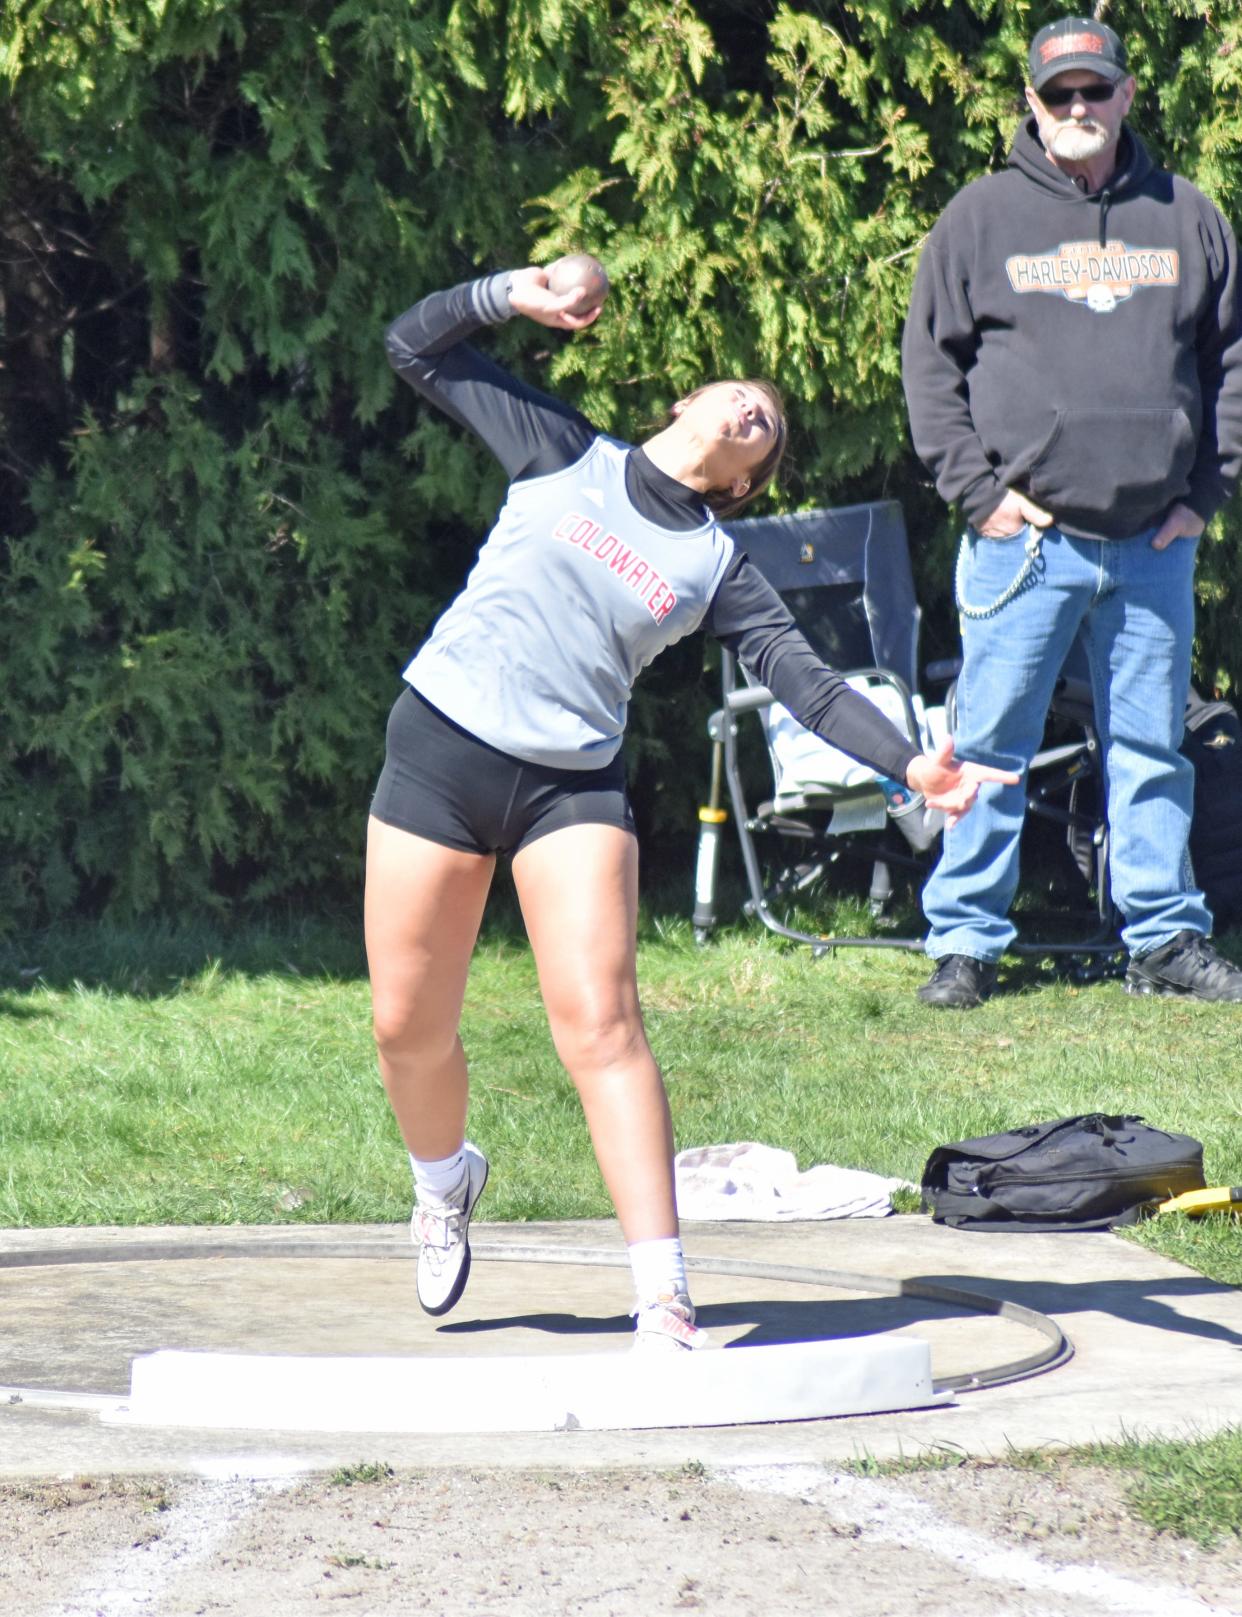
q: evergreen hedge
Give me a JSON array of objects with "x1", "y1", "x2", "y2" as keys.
[{"x1": 2, "y1": 0, "x2": 1239, "y2": 922}]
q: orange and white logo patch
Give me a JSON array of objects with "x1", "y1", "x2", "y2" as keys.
[
  {"x1": 1005, "y1": 239, "x2": 1179, "y2": 312},
  {"x1": 1039, "y1": 31, "x2": 1105, "y2": 66}
]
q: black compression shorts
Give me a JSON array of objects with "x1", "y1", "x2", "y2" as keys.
[{"x1": 369, "y1": 686, "x2": 635, "y2": 856}]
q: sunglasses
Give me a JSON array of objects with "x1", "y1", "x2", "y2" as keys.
[{"x1": 1038, "y1": 82, "x2": 1117, "y2": 108}]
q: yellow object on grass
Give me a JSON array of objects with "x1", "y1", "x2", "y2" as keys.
[{"x1": 1156, "y1": 1186, "x2": 1242, "y2": 1217}]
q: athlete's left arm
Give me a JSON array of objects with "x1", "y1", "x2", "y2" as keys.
[
  {"x1": 706, "y1": 556, "x2": 1020, "y2": 820},
  {"x1": 704, "y1": 556, "x2": 919, "y2": 784}
]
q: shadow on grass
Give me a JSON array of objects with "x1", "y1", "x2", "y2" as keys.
[
  {"x1": 996, "y1": 950, "x2": 1128, "y2": 994},
  {"x1": 0, "y1": 895, "x2": 530, "y2": 999},
  {"x1": 2, "y1": 864, "x2": 1231, "y2": 1002},
  {"x1": 0, "y1": 993, "x2": 54, "y2": 1021},
  {"x1": 0, "y1": 853, "x2": 707, "y2": 1001},
  {"x1": 0, "y1": 916, "x2": 368, "y2": 998}
]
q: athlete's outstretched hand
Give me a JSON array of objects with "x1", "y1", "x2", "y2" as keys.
[
  {"x1": 906, "y1": 737, "x2": 1019, "y2": 828},
  {"x1": 507, "y1": 266, "x2": 603, "y2": 331}
]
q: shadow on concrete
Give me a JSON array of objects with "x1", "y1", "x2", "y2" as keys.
[
  {"x1": 910, "y1": 1271, "x2": 1242, "y2": 1353},
  {"x1": 436, "y1": 1271, "x2": 1242, "y2": 1354},
  {"x1": 437, "y1": 1298, "x2": 950, "y2": 1348}
]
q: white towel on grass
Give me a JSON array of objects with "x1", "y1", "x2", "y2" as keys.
[{"x1": 674, "y1": 1142, "x2": 909, "y2": 1221}]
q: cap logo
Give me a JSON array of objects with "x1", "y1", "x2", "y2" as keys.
[{"x1": 1040, "y1": 32, "x2": 1104, "y2": 64}]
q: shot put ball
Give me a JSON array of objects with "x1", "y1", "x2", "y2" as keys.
[{"x1": 545, "y1": 253, "x2": 610, "y2": 313}]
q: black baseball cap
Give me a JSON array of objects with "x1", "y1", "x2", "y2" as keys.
[{"x1": 1028, "y1": 17, "x2": 1128, "y2": 93}]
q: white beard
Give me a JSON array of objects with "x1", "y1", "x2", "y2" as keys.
[{"x1": 1050, "y1": 123, "x2": 1112, "y2": 161}]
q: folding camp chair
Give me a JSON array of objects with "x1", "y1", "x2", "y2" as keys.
[{"x1": 691, "y1": 501, "x2": 1118, "y2": 959}]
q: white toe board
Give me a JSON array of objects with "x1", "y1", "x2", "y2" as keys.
[{"x1": 105, "y1": 1336, "x2": 949, "y2": 1433}]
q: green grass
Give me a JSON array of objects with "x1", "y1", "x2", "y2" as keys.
[
  {"x1": 845, "y1": 1426, "x2": 1242, "y2": 1547},
  {"x1": 0, "y1": 901, "x2": 1238, "y2": 1289},
  {"x1": 329, "y1": 1461, "x2": 396, "y2": 1487},
  {"x1": 1, "y1": 900, "x2": 1238, "y2": 1547},
  {"x1": 1068, "y1": 1426, "x2": 1242, "y2": 1546}
]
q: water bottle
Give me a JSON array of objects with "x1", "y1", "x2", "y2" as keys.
[{"x1": 877, "y1": 776, "x2": 942, "y2": 854}]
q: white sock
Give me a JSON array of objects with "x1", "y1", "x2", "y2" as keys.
[
  {"x1": 410, "y1": 1149, "x2": 465, "y2": 1207},
  {"x1": 628, "y1": 1236, "x2": 688, "y2": 1306}
]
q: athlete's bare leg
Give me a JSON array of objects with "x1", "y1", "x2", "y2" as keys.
[
  {"x1": 364, "y1": 815, "x2": 495, "y2": 1159},
  {"x1": 511, "y1": 823, "x2": 677, "y2": 1242}
]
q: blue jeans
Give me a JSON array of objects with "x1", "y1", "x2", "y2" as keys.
[{"x1": 924, "y1": 523, "x2": 1210, "y2": 962}]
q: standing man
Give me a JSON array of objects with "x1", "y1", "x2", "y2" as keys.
[{"x1": 902, "y1": 14, "x2": 1242, "y2": 1007}]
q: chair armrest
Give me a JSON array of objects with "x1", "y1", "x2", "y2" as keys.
[
  {"x1": 727, "y1": 667, "x2": 924, "y2": 747},
  {"x1": 1030, "y1": 741, "x2": 1092, "y2": 771},
  {"x1": 725, "y1": 685, "x2": 776, "y2": 713}
]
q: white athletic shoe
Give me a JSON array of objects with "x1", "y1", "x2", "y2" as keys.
[
  {"x1": 632, "y1": 1292, "x2": 714, "y2": 1352},
  {"x1": 411, "y1": 1143, "x2": 489, "y2": 1316}
]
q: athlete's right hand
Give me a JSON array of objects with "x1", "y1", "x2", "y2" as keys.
[
  {"x1": 906, "y1": 738, "x2": 1020, "y2": 829},
  {"x1": 976, "y1": 489, "x2": 1054, "y2": 539},
  {"x1": 507, "y1": 266, "x2": 603, "y2": 331}
]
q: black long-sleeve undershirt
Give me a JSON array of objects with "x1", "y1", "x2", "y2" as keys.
[{"x1": 385, "y1": 278, "x2": 921, "y2": 783}]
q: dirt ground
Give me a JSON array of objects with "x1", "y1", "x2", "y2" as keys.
[{"x1": 1, "y1": 1460, "x2": 1240, "y2": 1617}]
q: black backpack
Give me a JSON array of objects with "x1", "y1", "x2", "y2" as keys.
[
  {"x1": 1182, "y1": 689, "x2": 1242, "y2": 929},
  {"x1": 921, "y1": 1114, "x2": 1205, "y2": 1232}
]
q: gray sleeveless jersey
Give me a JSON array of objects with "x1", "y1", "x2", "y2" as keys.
[
  {"x1": 385, "y1": 274, "x2": 920, "y2": 786},
  {"x1": 405, "y1": 435, "x2": 734, "y2": 768}
]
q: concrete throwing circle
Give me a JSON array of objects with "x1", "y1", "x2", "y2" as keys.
[{"x1": 0, "y1": 1237, "x2": 1070, "y2": 1434}]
